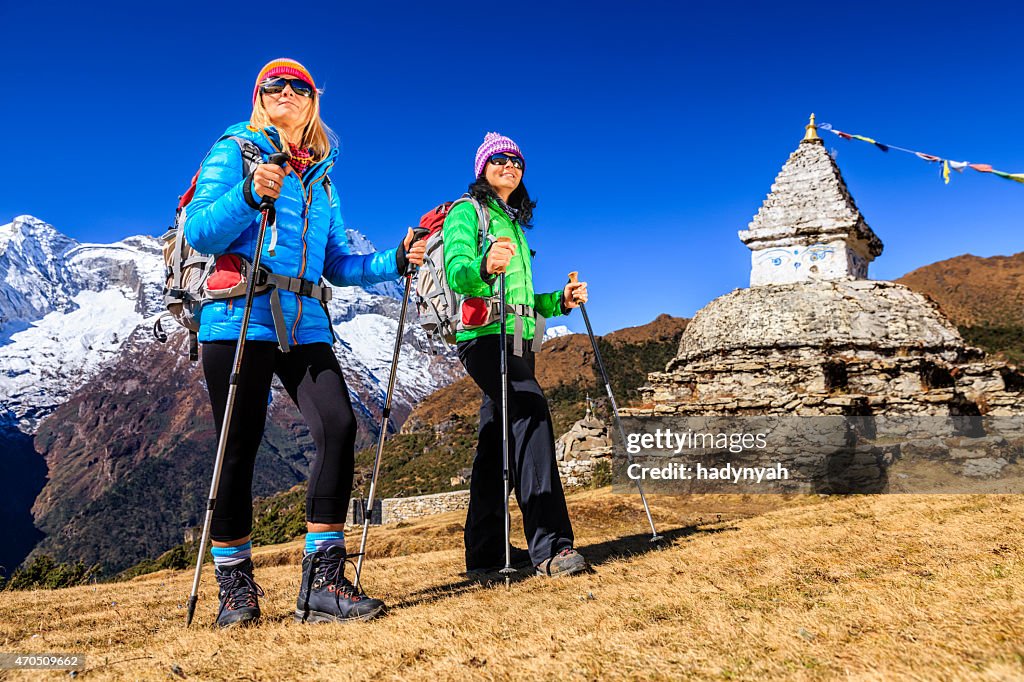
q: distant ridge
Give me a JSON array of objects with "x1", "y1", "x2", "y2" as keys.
[{"x1": 896, "y1": 252, "x2": 1024, "y2": 328}]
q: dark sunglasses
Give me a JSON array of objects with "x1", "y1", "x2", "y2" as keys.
[
  {"x1": 488, "y1": 153, "x2": 524, "y2": 170},
  {"x1": 260, "y1": 77, "x2": 315, "y2": 98}
]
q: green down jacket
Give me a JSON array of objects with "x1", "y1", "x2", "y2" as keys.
[{"x1": 443, "y1": 198, "x2": 566, "y2": 343}]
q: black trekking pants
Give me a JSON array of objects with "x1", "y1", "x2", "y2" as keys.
[
  {"x1": 458, "y1": 334, "x2": 574, "y2": 570},
  {"x1": 202, "y1": 341, "x2": 356, "y2": 541}
]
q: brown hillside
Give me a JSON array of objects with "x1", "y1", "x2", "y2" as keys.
[
  {"x1": 604, "y1": 312, "x2": 689, "y2": 346},
  {"x1": 27, "y1": 329, "x2": 319, "y2": 576},
  {"x1": 376, "y1": 315, "x2": 688, "y2": 498},
  {"x1": 896, "y1": 252, "x2": 1024, "y2": 327},
  {"x1": 401, "y1": 315, "x2": 689, "y2": 433}
]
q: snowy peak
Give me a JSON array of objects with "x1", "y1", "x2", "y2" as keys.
[
  {"x1": 0, "y1": 216, "x2": 82, "y2": 333},
  {"x1": 544, "y1": 325, "x2": 574, "y2": 341},
  {"x1": 0, "y1": 217, "x2": 462, "y2": 435},
  {"x1": 0, "y1": 215, "x2": 77, "y2": 255},
  {"x1": 345, "y1": 227, "x2": 404, "y2": 300},
  {"x1": 65, "y1": 238, "x2": 164, "y2": 318},
  {"x1": 0, "y1": 217, "x2": 162, "y2": 431},
  {"x1": 345, "y1": 228, "x2": 377, "y2": 256}
]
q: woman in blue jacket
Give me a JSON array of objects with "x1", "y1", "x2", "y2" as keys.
[{"x1": 185, "y1": 58, "x2": 424, "y2": 627}]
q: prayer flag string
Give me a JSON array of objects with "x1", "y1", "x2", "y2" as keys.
[{"x1": 818, "y1": 123, "x2": 1023, "y2": 186}]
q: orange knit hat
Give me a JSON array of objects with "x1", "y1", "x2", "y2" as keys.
[{"x1": 252, "y1": 58, "x2": 317, "y2": 103}]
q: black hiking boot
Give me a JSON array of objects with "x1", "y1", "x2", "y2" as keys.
[
  {"x1": 294, "y1": 546, "x2": 385, "y2": 623},
  {"x1": 214, "y1": 558, "x2": 263, "y2": 628},
  {"x1": 535, "y1": 547, "x2": 588, "y2": 578}
]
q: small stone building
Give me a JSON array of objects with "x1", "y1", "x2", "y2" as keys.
[
  {"x1": 555, "y1": 403, "x2": 613, "y2": 487},
  {"x1": 637, "y1": 117, "x2": 1024, "y2": 417}
]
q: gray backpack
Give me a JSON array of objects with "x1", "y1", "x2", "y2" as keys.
[{"x1": 414, "y1": 195, "x2": 544, "y2": 354}]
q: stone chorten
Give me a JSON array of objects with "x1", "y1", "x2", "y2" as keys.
[
  {"x1": 638, "y1": 116, "x2": 1023, "y2": 416},
  {"x1": 740, "y1": 115, "x2": 883, "y2": 286}
]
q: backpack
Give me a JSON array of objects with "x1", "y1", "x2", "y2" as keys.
[
  {"x1": 155, "y1": 136, "x2": 334, "y2": 360},
  {"x1": 414, "y1": 195, "x2": 545, "y2": 355}
]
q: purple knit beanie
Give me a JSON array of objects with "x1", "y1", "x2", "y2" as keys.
[{"x1": 474, "y1": 132, "x2": 524, "y2": 178}]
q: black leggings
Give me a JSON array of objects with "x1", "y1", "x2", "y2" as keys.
[
  {"x1": 202, "y1": 341, "x2": 356, "y2": 541},
  {"x1": 458, "y1": 335, "x2": 574, "y2": 569}
]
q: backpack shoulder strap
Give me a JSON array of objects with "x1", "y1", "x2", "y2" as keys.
[
  {"x1": 225, "y1": 135, "x2": 262, "y2": 178},
  {"x1": 451, "y1": 194, "x2": 491, "y2": 253}
]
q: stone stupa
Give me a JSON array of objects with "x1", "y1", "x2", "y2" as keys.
[{"x1": 639, "y1": 116, "x2": 1023, "y2": 416}]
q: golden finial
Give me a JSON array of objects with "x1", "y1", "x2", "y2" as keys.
[{"x1": 804, "y1": 113, "x2": 820, "y2": 141}]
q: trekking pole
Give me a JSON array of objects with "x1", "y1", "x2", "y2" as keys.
[
  {"x1": 186, "y1": 151, "x2": 290, "y2": 627},
  {"x1": 353, "y1": 227, "x2": 430, "y2": 589},
  {"x1": 568, "y1": 272, "x2": 662, "y2": 542},
  {"x1": 497, "y1": 238, "x2": 516, "y2": 589}
]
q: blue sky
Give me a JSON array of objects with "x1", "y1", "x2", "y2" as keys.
[{"x1": 3, "y1": 0, "x2": 1022, "y2": 333}]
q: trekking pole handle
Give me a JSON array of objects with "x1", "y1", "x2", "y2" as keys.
[
  {"x1": 490, "y1": 236, "x2": 513, "y2": 275},
  {"x1": 404, "y1": 228, "x2": 430, "y2": 275},
  {"x1": 259, "y1": 152, "x2": 291, "y2": 211},
  {"x1": 567, "y1": 271, "x2": 583, "y2": 306}
]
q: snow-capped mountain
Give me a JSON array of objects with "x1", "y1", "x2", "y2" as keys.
[
  {"x1": 0, "y1": 216, "x2": 80, "y2": 336},
  {"x1": 0, "y1": 215, "x2": 463, "y2": 574},
  {"x1": 0, "y1": 217, "x2": 165, "y2": 431},
  {"x1": 543, "y1": 324, "x2": 574, "y2": 341},
  {"x1": 0, "y1": 215, "x2": 460, "y2": 434}
]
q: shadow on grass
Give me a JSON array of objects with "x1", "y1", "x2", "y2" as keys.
[{"x1": 387, "y1": 523, "x2": 735, "y2": 610}]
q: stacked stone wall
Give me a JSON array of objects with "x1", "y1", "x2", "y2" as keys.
[{"x1": 346, "y1": 490, "x2": 470, "y2": 526}]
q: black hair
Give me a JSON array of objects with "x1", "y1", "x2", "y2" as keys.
[{"x1": 468, "y1": 175, "x2": 537, "y2": 228}]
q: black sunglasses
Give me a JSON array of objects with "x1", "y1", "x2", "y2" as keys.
[
  {"x1": 260, "y1": 77, "x2": 315, "y2": 98},
  {"x1": 488, "y1": 153, "x2": 524, "y2": 170}
]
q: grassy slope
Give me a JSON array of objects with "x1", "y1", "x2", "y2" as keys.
[{"x1": 1, "y1": 490, "x2": 1021, "y2": 681}]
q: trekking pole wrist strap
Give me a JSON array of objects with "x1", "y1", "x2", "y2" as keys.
[
  {"x1": 479, "y1": 256, "x2": 497, "y2": 284},
  {"x1": 242, "y1": 173, "x2": 262, "y2": 211},
  {"x1": 395, "y1": 239, "x2": 410, "y2": 276}
]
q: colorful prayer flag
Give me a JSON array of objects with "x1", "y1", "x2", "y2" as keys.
[
  {"x1": 992, "y1": 170, "x2": 1024, "y2": 184},
  {"x1": 822, "y1": 122, "x2": 1021, "y2": 187}
]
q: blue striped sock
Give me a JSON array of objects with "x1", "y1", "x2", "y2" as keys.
[
  {"x1": 211, "y1": 542, "x2": 252, "y2": 568},
  {"x1": 305, "y1": 531, "x2": 345, "y2": 556}
]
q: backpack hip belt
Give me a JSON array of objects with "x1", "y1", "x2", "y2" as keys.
[
  {"x1": 205, "y1": 258, "x2": 333, "y2": 354},
  {"x1": 458, "y1": 298, "x2": 545, "y2": 356}
]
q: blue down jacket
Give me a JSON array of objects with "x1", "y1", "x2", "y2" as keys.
[{"x1": 184, "y1": 122, "x2": 400, "y2": 346}]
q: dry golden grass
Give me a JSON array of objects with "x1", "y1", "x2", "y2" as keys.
[{"x1": 1, "y1": 490, "x2": 1022, "y2": 681}]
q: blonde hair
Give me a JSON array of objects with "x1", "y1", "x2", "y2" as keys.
[{"x1": 249, "y1": 89, "x2": 336, "y2": 160}]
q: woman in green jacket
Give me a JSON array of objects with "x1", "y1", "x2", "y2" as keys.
[{"x1": 444, "y1": 132, "x2": 589, "y2": 578}]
